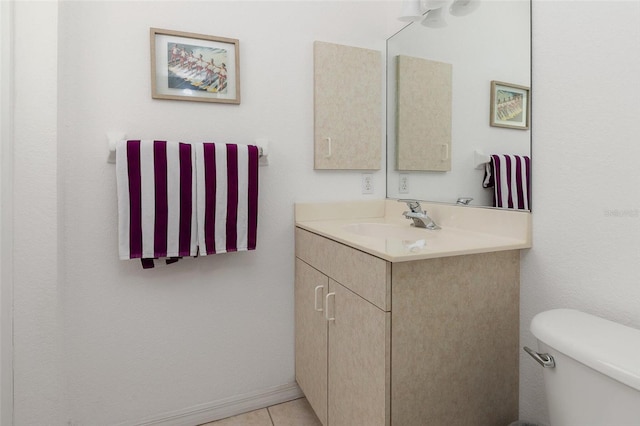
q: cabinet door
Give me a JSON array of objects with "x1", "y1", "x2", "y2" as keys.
[
  {"x1": 313, "y1": 41, "x2": 382, "y2": 170},
  {"x1": 396, "y1": 55, "x2": 452, "y2": 171},
  {"x1": 295, "y1": 259, "x2": 328, "y2": 425},
  {"x1": 327, "y1": 280, "x2": 390, "y2": 426}
]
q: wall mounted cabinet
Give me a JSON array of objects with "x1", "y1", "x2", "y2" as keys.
[{"x1": 313, "y1": 41, "x2": 382, "y2": 170}]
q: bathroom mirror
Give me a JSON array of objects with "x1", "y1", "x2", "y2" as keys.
[{"x1": 386, "y1": 0, "x2": 531, "y2": 208}]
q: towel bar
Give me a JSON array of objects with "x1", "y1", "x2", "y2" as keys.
[{"x1": 107, "y1": 133, "x2": 268, "y2": 165}]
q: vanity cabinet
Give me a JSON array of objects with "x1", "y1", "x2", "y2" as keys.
[
  {"x1": 295, "y1": 259, "x2": 329, "y2": 425},
  {"x1": 295, "y1": 227, "x2": 519, "y2": 426},
  {"x1": 295, "y1": 228, "x2": 390, "y2": 426}
]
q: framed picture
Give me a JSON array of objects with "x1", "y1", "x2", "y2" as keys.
[
  {"x1": 150, "y1": 28, "x2": 240, "y2": 104},
  {"x1": 490, "y1": 81, "x2": 530, "y2": 130}
]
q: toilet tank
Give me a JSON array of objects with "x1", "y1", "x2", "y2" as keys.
[{"x1": 530, "y1": 309, "x2": 640, "y2": 426}]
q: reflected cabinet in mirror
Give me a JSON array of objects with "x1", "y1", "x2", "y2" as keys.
[{"x1": 387, "y1": 0, "x2": 531, "y2": 209}]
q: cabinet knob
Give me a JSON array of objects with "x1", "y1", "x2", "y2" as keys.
[
  {"x1": 325, "y1": 292, "x2": 336, "y2": 321},
  {"x1": 314, "y1": 285, "x2": 324, "y2": 312},
  {"x1": 325, "y1": 137, "x2": 332, "y2": 158}
]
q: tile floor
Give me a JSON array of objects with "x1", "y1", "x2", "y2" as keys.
[{"x1": 199, "y1": 397, "x2": 322, "y2": 426}]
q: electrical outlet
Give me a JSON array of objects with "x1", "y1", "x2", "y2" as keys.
[
  {"x1": 399, "y1": 173, "x2": 409, "y2": 194},
  {"x1": 361, "y1": 173, "x2": 374, "y2": 194}
]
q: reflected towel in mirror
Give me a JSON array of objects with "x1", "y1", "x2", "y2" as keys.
[{"x1": 483, "y1": 154, "x2": 531, "y2": 210}]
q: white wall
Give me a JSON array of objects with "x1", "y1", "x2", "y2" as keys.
[
  {"x1": 11, "y1": 1, "x2": 65, "y2": 425},
  {"x1": 0, "y1": 1, "x2": 15, "y2": 424},
  {"x1": 387, "y1": 0, "x2": 531, "y2": 205},
  {"x1": 520, "y1": 1, "x2": 640, "y2": 423},
  {"x1": 40, "y1": 1, "x2": 396, "y2": 425}
]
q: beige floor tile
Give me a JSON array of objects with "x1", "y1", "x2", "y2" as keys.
[
  {"x1": 200, "y1": 408, "x2": 273, "y2": 426},
  {"x1": 268, "y1": 398, "x2": 322, "y2": 426}
]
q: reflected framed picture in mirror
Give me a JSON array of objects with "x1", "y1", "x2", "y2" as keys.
[{"x1": 490, "y1": 81, "x2": 530, "y2": 130}]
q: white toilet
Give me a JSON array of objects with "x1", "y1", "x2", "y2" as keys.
[{"x1": 527, "y1": 308, "x2": 640, "y2": 426}]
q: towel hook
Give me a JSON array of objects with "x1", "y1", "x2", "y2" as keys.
[{"x1": 474, "y1": 149, "x2": 491, "y2": 169}]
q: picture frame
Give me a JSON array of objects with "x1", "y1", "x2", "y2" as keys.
[
  {"x1": 150, "y1": 28, "x2": 240, "y2": 104},
  {"x1": 490, "y1": 80, "x2": 530, "y2": 130}
]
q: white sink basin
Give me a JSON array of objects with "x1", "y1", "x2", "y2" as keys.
[
  {"x1": 342, "y1": 222, "x2": 433, "y2": 241},
  {"x1": 296, "y1": 200, "x2": 531, "y2": 262}
]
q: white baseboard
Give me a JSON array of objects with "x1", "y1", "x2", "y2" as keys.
[{"x1": 119, "y1": 382, "x2": 303, "y2": 426}]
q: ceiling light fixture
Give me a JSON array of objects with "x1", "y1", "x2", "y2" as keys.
[{"x1": 398, "y1": 0, "x2": 481, "y2": 27}]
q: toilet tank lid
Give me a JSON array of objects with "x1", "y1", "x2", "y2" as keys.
[{"x1": 531, "y1": 309, "x2": 640, "y2": 392}]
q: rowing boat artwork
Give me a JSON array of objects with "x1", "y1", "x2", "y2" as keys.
[{"x1": 151, "y1": 28, "x2": 241, "y2": 104}]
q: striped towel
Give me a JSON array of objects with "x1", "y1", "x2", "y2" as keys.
[
  {"x1": 483, "y1": 154, "x2": 531, "y2": 210},
  {"x1": 195, "y1": 142, "x2": 259, "y2": 255},
  {"x1": 116, "y1": 140, "x2": 198, "y2": 267}
]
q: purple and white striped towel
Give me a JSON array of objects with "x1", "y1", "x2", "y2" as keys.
[
  {"x1": 195, "y1": 142, "x2": 259, "y2": 255},
  {"x1": 483, "y1": 154, "x2": 531, "y2": 210},
  {"x1": 116, "y1": 140, "x2": 198, "y2": 265}
]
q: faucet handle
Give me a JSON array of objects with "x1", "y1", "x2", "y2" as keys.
[
  {"x1": 398, "y1": 198, "x2": 422, "y2": 213},
  {"x1": 456, "y1": 197, "x2": 474, "y2": 206}
]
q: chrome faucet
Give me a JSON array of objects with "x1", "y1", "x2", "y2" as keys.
[
  {"x1": 398, "y1": 199, "x2": 441, "y2": 230},
  {"x1": 456, "y1": 197, "x2": 474, "y2": 206}
]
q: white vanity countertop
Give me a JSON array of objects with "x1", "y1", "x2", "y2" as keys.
[{"x1": 295, "y1": 199, "x2": 531, "y2": 263}]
